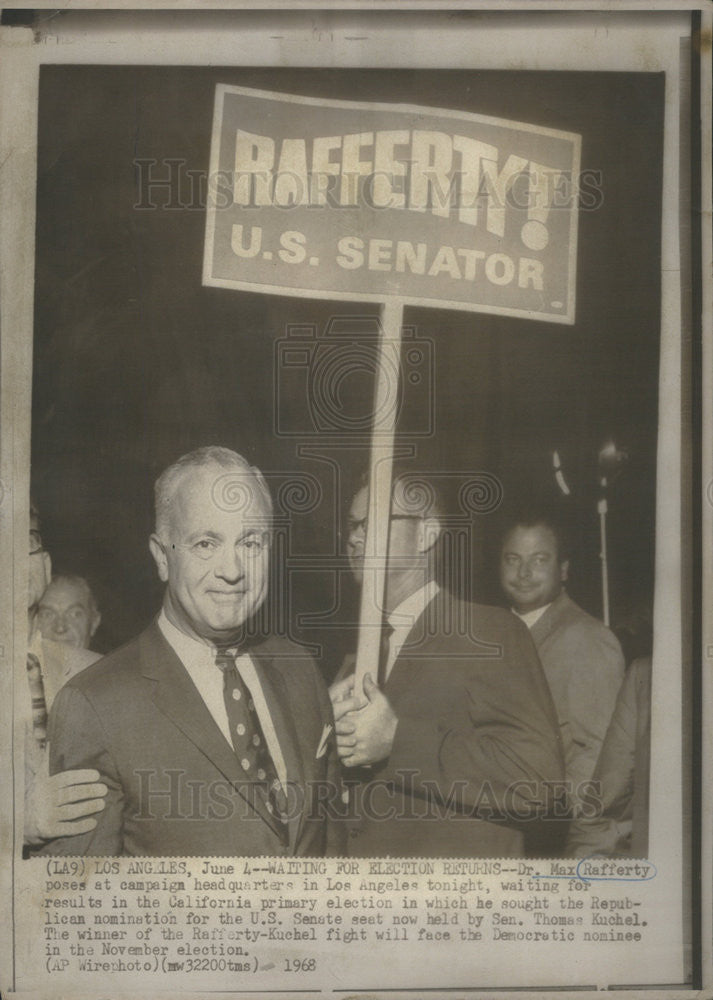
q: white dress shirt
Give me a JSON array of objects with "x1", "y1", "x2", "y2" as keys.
[
  {"x1": 382, "y1": 580, "x2": 440, "y2": 681},
  {"x1": 513, "y1": 603, "x2": 551, "y2": 630},
  {"x1": 158, "y1": 610, "x2": 287, "y2": 787}
]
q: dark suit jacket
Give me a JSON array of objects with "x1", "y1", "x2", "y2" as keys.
[
  {"x1": 339, "y1": 591, "x2": 565, "y2": 857},
  {"x1": 42, "y1": 621, "x2": 342, "y2": 857}
]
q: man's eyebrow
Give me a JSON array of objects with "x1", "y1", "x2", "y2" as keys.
[
  {"x1": 238, "y1": 526, "x2": 269, "y2": 540},
  {"x1": 185, "y1": 530, "x2": 222, "y2": 543},
  {"x1": 503, "y1": 549, "x2": 551, "y2": 557}
]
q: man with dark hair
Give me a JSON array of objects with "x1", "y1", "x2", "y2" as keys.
[
  {"x1": 330, "y1": 470, "x2": 565, "y2": 857},
  {"x1": 42, "y1": 447, "x2": 341, "y2": 856},
  {"x1": 499, "y1": 510, "x2": 625, "y2": 813}
]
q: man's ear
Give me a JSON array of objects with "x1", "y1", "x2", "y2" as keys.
[
  {"x1": 42, "y1": 551, "x2": 52, "y2": 586},
  {"x1": 90, "y1": 610, "x2": 102, "y2": 638},
  {"x1": 560, "y1": 559, "x2": 570, "y2": 583},
  {"x1": 417, "y1": 516, "x2": 442, "y2": 554},
  {"x1": 149, "y1": 534, "x2": 169, "y2": 583}
]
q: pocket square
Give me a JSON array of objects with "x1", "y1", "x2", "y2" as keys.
[{"x1": 316, "y1": 723, "x2": 333, "y2": 759}]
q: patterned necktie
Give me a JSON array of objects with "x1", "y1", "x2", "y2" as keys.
[
  {"x1": 214, "y1": 650, "x2": 288, "y2": 837},
  {"x1": 377, "y1": 619, "x2": 395, "y2": 686},
  {"x1": 26, "y1": 652, "x2": 48, "y2": 748}
]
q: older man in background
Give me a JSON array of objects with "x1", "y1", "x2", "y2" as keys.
[
  {"x1": 25, "y1": 507, "x2": 106, "y2": 849},
  {"x1": 36, "y1": 574, "x2": 101, "y2": 652}
]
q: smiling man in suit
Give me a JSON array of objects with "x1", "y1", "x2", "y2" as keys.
[
  {"x1": 330, "y1": 470, "x2": 565, "y2": 858},
  {"x1": 42, "y1": 446, "x2": 340, "y2": 857},
  {"x1": 499, "y1": 510, "x2": 625, "y2": 815}
]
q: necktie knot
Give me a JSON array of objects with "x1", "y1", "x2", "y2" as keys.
[{"x1": 214, "y1": 649, "x2": 237, "y2": 672}]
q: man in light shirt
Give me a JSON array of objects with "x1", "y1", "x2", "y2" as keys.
[
  {"x1": 42, "y1": 447, "x2": 340, "y2": 856},
  {"x1": 330, "y1": 470, "x2": 564, "y2": 858},
  {"x1": 499, "y1": 511, "x2": 625, "y2": 815}
]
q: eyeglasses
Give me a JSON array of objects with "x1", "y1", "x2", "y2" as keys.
[
  {"x1": 29, "y1": 530, "x2": 44, "y2": 556},
  {"x1": 344, "y1": 514, "x2": 422, "y2": 538}
]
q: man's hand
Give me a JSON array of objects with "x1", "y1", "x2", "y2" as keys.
[
  {"x1": 329, "y1": 674, "x2": 367, "y2": 724},
  {"x1": 26, "y1": 756, "x2": 108, "y2": 842},
  {"x1": 333, "y1": 673, "x2": 398, "y2": 767}
]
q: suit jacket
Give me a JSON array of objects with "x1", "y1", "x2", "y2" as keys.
[
  {"x1": 566, "y1": 656, "x2": 651, "y2": 857},
  {"x1": 339, "y1": 591, "x2": 565, "y2": 858},
  {"x1": 41, "y1": 621, "x2": 342, "y2": 857},
  {"x1": 529, "y1": 591, "x2": 625, "y2": 806},
  {"x1": 24, "y1": 637, "x2": 101, "y2": 847},
  {"x1": 36, "y1": 636, "x2": 101, "y2": 711}
]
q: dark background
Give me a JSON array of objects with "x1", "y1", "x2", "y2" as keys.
[{"x1": 32, "y1": 67, "x2": 664, "y2": 676}]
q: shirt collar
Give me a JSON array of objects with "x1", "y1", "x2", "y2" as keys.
[
  {"x1": 512, "y1": 602, "x2": 552, "y2": 630},
  {"x1": 387, "y1": 580, "x2": 440, "y2": 633},
  {"x1": 158, "y1": 608, "x2": 234, "y2": 664}
]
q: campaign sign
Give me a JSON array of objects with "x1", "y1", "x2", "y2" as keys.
[{"x1": 204, "y1": 85, "x2": 581, "y2": 324}]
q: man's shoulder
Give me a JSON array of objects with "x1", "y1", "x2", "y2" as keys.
[
  {"x1": 547, "y1": 593, "x2": 622, "y2": 653},
  {"x1": 60, "y1": 622, "x2": 157, "y2": 697},
  {"x1": 426, "y1": 592, "x2": 530, "y2": 646},
  {"x1": 41, "y1": 638, "x2": 101, "y2": 675}
]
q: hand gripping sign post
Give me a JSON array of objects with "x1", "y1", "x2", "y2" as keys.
[{"x1": 203, "y1": 84, "x2": 580, "y2": 690}]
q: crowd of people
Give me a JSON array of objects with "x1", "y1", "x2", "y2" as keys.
[{"x1": 23, "y1": 446, "x2": 651, "y2": 858}]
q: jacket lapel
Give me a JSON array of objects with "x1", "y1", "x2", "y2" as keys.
[
  {"x1": 529, "y1": 591, "x2": 569, "y2": 648},
  {"x1": 138, "y1": 623, "x2": 285, "y2": 839},
  {"x1": 383, "y1": 592, "x2": 442, "y2": 699}
]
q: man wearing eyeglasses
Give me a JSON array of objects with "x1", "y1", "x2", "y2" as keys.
[
  {"x1": 329, "y1": 470, "x2": 565, "y2": 857},
  {"x1": 41, "y1": 447, "x2": 341, "y2": 857},
  {"x1": 25, "y1": 510, "x2": 106, "y2": 850}
]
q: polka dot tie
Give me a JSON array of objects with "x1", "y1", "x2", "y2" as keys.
[{"x1": 214, "y1": 650, "x2": 288, "y2": 836}]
